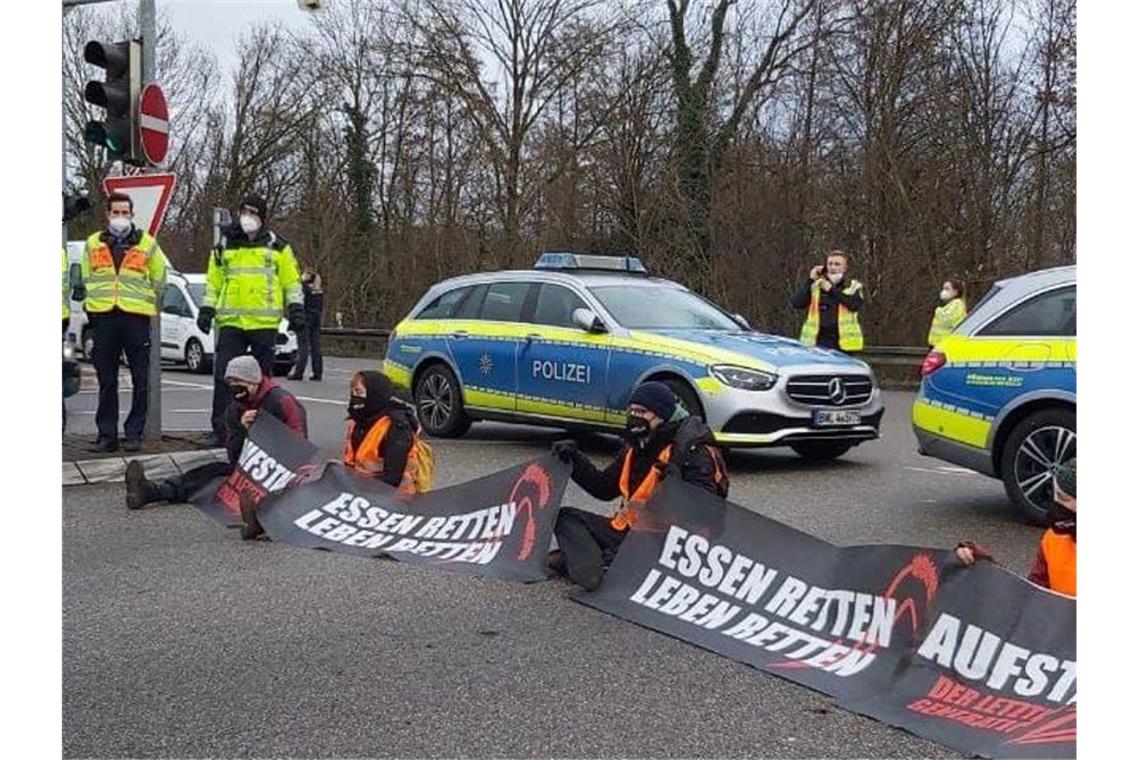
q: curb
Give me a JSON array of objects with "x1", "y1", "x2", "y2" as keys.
[{"x1": 64, "y1": 449, "x2": 228, "y2": 486}]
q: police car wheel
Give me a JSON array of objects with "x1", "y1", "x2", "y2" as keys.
[
  {"x1": 1000, "y1": 408, "x2": 1076, "y2": 526},
  {"x1": 660, "y1": 378, "x2": 704, "y2": 420},
  {"x1": 415, "y1": 364, "x2": 471, "y2": 438},
  {"x1": 790, "y1": 441, "x2": 853, "y2": 461}
]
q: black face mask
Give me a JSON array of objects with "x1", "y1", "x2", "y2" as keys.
[
  {"x1": 230, "y1": 385, "x2": 250, "y2": 402},
  {"x1": 348, "y1": 394, "x2": 368, "y2": 419},
  {"x1": 625, "y1": 413, "x2": 651, "y2": 443}
]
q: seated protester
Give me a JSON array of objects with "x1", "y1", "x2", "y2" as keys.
[
  {"x1": 125, "y1": 355, "x2": 308, "y2": 539},
  {"x1": 956, "y1": 458, "x2": 1076, "y2": 597},
  {"x1": 549, "y1": 381, "x2": 729, "y2": 591},
  {"x1": 344, "y1": 371, "x2": 432, "y2": 494}
]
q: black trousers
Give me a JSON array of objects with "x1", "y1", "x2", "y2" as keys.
[
  {"x1": 92, "y1": 310, "x2": 152, "y2": 443},
  {"x1": 211, "y1": 327, "x2": 277, "y2": 438},
  {"x1": 553, "y1": 507, "x2": 628, "y2": 590},
  {"x1": 293, "y1": 309, "x2": 323, "y2": 378},
  {"x1": 159, "y1": 461, "x2": 233, "y2": 503}
]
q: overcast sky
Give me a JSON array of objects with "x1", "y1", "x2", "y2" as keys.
[{"x1": 163, "y1": 0, "x2": 312, "y2": 75}]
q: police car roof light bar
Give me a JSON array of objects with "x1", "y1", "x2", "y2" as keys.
[{"x1": 534, "y1": 252, "x2": 648, "y2": 274}]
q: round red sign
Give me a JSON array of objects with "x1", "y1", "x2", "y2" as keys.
[{"x1": 138, "y1": 83, "x2": 169, "y2": 166}]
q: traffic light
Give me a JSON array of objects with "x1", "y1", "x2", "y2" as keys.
[{"x1": 83, "y1": 39, "x2": 142, "y2": 164}]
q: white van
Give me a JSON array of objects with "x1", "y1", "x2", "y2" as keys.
[{"x1": 160, "y1": 273, "x2": 298, "y2": 375}]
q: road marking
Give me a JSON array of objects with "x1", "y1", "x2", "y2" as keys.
[
  {"x1": 294, "y1": 395, "x2": 346, "y2": 406},
  {"x1": 169, "y1": 409, "x2": 209, "y2": 413},
  {"x1": 162, "y1": 379, "x2": 215, "y2": 390}
]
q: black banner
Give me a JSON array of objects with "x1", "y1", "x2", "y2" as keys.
[
  {"x1": 190, "y1": 413, "x2": 318, "y2": 527},
  {"x1": 255, "y1": 456, "x2": 570, "y2": 582},
  {"x1": 575, "y1": 478, "x2": 1076, "y2": 759}
]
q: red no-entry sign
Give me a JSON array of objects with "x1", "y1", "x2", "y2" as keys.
[{"x1": 138, "y1": 82, "x2": 169, "y2": 166}]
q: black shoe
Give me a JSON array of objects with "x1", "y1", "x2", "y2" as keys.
[
  {"x1": 547, "y1": 549, "x2": 567, "y2": 576},
  {"x1": 239, "y1": 496, "x2": 265, "y2": 541},
  {"x1": 122, "y1": 439, "x2": 142, "y2": 452},
  {"x1": 90, "y1": 439, "x2": 119, "y2": 453},
  {"x1": 310, "y1": 375, "x2": 321, "y2": 381},
  {"x1": 124, "y1": 460, "x2": 161, "y2": 510},
  {"x1": 287, "y1": 374, "x2": 303, "y2": 381}
]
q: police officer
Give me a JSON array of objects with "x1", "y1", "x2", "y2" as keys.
[
  {"x1": 928, "y1": 278, "x2": 967, "y2": 347},
  {"x1": 791, "y1": 249, "x2": 864, "y2": 352},
  {"x1": 198, "y1": 195, "x2": 305, "y2": 444},
  {"x1": 80, "y1": 192, "x2": 166, "y2": 452},
  {"x1": 548, "y1": 381, "x2": 729, "y2": 590}
]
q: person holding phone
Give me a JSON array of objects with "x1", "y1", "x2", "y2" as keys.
[{"x1": 790, "y1": 249, "x2": 865, "y2": 352}]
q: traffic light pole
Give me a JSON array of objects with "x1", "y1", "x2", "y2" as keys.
[{"x1": 138, "y1": 0, "x2": 162, "y2": 442}]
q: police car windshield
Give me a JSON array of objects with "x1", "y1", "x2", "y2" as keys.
[
  {"x1": 187, "y1": 282, "x2": 206, "y2": 306},
  {"x1": 589, "y1": 285, "x2": 740, "y2": 330}
]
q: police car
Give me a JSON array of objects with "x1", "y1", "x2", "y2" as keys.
[
  {"x1": 912, "y1": 265, "x2": 1075, "y2": 523},
  {"x1": 383, "y1": 253, "x2": 884, "y2": 460}
]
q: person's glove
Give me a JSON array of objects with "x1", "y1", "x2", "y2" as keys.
[
  {"x1": 70, "y1": 284, "x2": 86, "y2": 302},
  {"x1": 196, "y1": 305, "x2": 215, "y2": 334},
  {"x1": 287, "y1": 304, "x2": 306, "y2": 333},
  {"x1": 551, "y1": 439, "x2": 578, "y2": 463}
]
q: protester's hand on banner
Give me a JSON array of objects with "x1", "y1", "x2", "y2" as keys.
[
  {"x1": 954, "y1": 541, "x2": 994, "y2": 567},
  {"x1": 551, "y1": 439, "x2": 578, "y2": 463},
  {"x1": 241, "y1": 409, "x2": 258, "y2": 429},
  {"x1": 955, "y1": 545, "x2": 976, "y2": 566}
]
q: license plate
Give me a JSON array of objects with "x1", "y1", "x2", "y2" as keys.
[{"x1": 812, "y1": 409, "x2": 861, "y2": 427}]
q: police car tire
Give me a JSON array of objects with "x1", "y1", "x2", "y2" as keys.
[
  {"x1": 790, "y1": 441, "x2": 853, "y2": 461},
  {"x1": 414, "y1": 364, "x2": 472, "y2": 438},
  {"x1": 661, "y1": 377, "x2": 704, "y2": 420},
  {"x1": 1000, "y1": 407, "x2": 1076, "y2": 526}
]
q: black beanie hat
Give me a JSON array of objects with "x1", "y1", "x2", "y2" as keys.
[
  {"x1": 629, "y1": 381, "x2": 677, "y2": 421},
  {"x1": 239, "y1": 194, "x2": 268, "y2": 222}
]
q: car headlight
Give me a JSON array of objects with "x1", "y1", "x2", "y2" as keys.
[{"x1": 710, "y1": 364, "x2": 777, "y2": 391}]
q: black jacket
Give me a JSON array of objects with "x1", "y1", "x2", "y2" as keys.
[{"x1": 569, "y1": 416, "x2": 725, "y2": 501}]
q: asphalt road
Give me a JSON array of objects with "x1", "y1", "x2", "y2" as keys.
[{"x1": 63, "y1": 356, "x2": 1042, "y2": 758}]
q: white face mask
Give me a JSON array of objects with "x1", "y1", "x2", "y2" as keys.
[
  {"x1": 827, "y1": 272, "x2": 844, "y2": 285},
  {"x1": 108, "y1": 216, "x2": 132, "y2": 235},
  {"x1": 239, "y1": 214, "x2": 261, "y2": 235},
  {"x1": 940, "y1": 288, "x2": 954, "y2": 302}
]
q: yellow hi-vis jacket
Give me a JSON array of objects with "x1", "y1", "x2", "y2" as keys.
[
  {"x1": 203, "y1": 230, "x2": 303, "y2": 330},
  {"x1": 799, "y1": 279, "x2": 865, "y2": 351},
  {"x1": 927, "y1": 297, "x2": 967, "y2": 347},
  {"x1": 81, "y1": 229, "x2": 166, "y2": 317}
]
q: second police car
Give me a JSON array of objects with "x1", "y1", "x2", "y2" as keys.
[{"x1": 383, "y1": 253, "x2": 883, "y2": 460}]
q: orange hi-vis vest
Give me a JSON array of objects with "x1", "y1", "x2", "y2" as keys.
[
  {"x1": 612, "y1": 445, "x2": 674, "y2": 531},
  {"x1": 343, "y1": 417, "x2": 422, "y2": 494},
  {"x1": 1040, "y1": 528, "x2": 1076, "y2": 597}
]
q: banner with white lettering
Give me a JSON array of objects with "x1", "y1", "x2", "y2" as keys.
[
  {"x1": 576, "y1": 478, "x2": 1076, "y2": 759},
  {"x1": 190, "y1": 413, "x2": 318, "y2": 527},
  {"x1": 255, "y1": 456, "x2": 570, "y2": 582}
]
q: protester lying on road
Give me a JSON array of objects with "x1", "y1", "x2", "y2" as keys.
[
  {"x1": 343, "y1": 370, "x2": 434, "y2": 494},
  {"x1": 955, "y1": 458, "x2": 1076, "y2": 597},
  {"x1": 548, "y1": 381, "x2": 729, "y2": 591},
  {"x1": 125, "y1": 355, "x2": 309, "y2": 540}
]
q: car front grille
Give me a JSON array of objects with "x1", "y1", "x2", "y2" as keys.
[{"x1": 785, "y1": 374, "x2": 874, "y2": 407}]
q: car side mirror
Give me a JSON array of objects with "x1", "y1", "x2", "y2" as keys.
[
  {"x1": 732, "y1": 313, "x2": 752, "y2": 330},
  {"x1": 572, "y1": 307, "x2": 606, "y2": 333}
]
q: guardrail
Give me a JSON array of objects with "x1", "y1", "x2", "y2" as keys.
[{"x1": 318, "y1": 327, "x2": 929, "y2": 368}]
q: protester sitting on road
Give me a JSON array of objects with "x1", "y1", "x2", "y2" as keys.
[
  {"x1": 955, "y1": 458, "x2": 1076, "y2": 597},
  {"x1": 791, "y1": 249, "x2": 864, "y2": 352},
  {"x1": 927, "y1": 278, "x2": 967, "y2": 347},
  {"x1": 343, "y1": 371, "x2": 433, "y2": 494},
  {"x1": 125, "y1": 355, "x2": 309, "y2": 539},
  {"x1": 548, "y1": 381, "x2": 729, "y2": 591}
]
